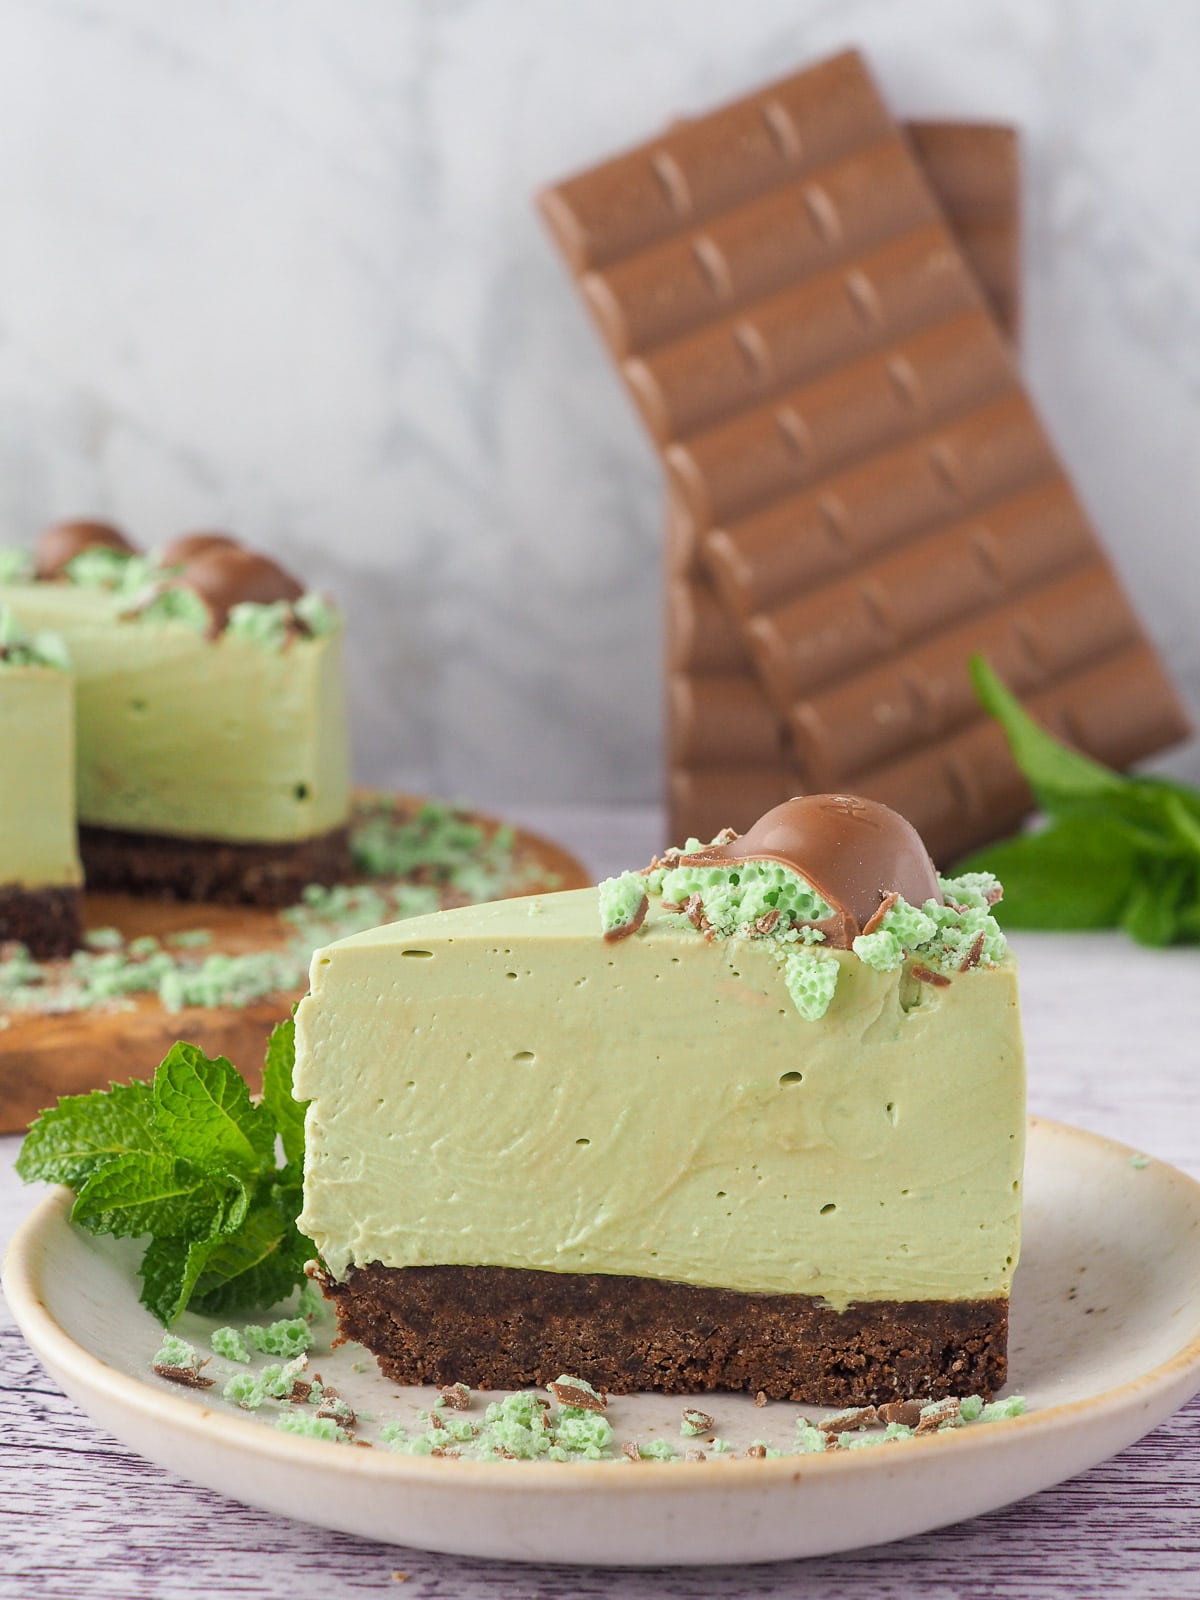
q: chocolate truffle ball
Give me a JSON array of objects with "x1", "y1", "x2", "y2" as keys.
[
  {"x1": 34, "y1": 520, "x2": 138, "y2": 580},
  {"x1": 681, "y1": 794, "x2": 942, "y2": 945},
  {"x1": 175, "y1": 545, "x2": 304, "y2": 633},
  {"x1": 158, "y1": 531, "x2": 241, "y2": 567}
]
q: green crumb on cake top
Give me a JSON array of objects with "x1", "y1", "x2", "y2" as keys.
[
  {"x1": 606, "y1": 831, "x2": 1009, "y2": 1023},
  {"x1": 0, "y1": 546, "x2": 33, "y2": 583},
  {"x1": 132, "y1": 583, "x2": 211, "y2": 631},
  {"x1": 294, "y1": 592, "x2": 338, "y2": 637},
  {"x1": 65, "y1": 546, "x2": 154, "y2": 594},
  {"x1": 598, "y1": 872, "x2": 650, "y2": 940},
  {"x1": 226, "y1": 599, "x2": 295, "y2": 648},
  {"x1": 780, "y1": 947, "x2": 840, "y2": 1021},
  {"x1": 0, "y1": 605, "x2": 71, "y2": 672}
]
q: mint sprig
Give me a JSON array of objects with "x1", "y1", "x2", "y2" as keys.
[
  {"x1": 16, "y1": 1026, "x2": 313, "y2": 1323},
  {"x1": 957, "y1": 657, "x2": 1199, "y2": 945}
]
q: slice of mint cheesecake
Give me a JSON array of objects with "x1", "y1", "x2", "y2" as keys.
[
  {"x1": 296, "y1": 795, "x2": 1025, "y2": 1405},
  {"x1": 0, "y1": 607, "x2": 82, "y2": 956}
]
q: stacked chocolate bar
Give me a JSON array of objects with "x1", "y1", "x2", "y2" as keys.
[{"x1": 539, "y1": 50, "x2": 1188, "y2": 862}]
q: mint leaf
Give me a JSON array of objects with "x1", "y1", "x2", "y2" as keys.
[
  {"x1": 261, "y1": 1018, "x2": 306, "y2": 1174},
  {"x1": 1121, "y1": 861, "x2": 1194, "y2": 947},
  {"x1": 20, "y1": 1036, "x2": 315, "y2": 1325},
  {"x1": 189, "y1": 1199, "x2": 311, "y2": 1317},
  {"x1": 955, "y1": 816, "x2": 1140, "y2": 930},
  {"x1": 16, "y1": 1081, "x2": 162, "y2": 1187},
  {"x1": 153, "y1": 1043, "x2": 274, "y2": 1173},
  {"x1": 968, "y1": 654, "x2": 1200, "y2": 944},
  {"x1": 71, "y1": 1153, "x2": 247, "y2": 1241},
  {"x1": 139, "y1": 1234, "x2": 219, "y2": 1325},
  {"x1": 969, "y1": 657, "x2": 1125, "y2": 810}
]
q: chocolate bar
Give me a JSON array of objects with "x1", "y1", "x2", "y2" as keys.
[
  {"x1": 663, "y1": 118, "x2": 1023, "y2": 848},
  {"x1": 539, "y1": 51, "x2": 1188, "y2": 861}
]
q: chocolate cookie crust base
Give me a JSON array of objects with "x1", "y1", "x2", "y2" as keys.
[
  {"x1": 319, "y1": 1263, "x2": 1008, "y2": 1406},
  {"x1": 0, "y1": 883, "x2": 82, "y2": 959},
  {"x1": 79, "y1": 823, "x2": 352, "y2": 908}
]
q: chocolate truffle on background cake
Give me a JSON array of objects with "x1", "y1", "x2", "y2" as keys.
[
  {"x1": 0, "y1": 519, "x2": 351, "y2": 907},
  {"x1": 298, "y1": 793, "x2": 1025, "y2": 1408}
]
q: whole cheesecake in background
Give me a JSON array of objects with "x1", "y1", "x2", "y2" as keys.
[
  {"x1": 0, "y1": 606, "x2": 83, "y2": 956},
  {"x1": 0, "y1": 520, "x2": 351, "y2": 907},
  {"x1": 297, "y1": 794, "x2": 1026, "y2": 1406}
]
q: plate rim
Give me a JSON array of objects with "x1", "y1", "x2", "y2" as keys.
[{"x1": 5, "y1": 1114, "x2": 1200, "y2": 1499}]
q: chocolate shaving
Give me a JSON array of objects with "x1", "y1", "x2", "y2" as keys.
[
  {"x1": 959, "y1": 931, "x2": 987, "y2": 971},
  {"x1": 429, "y1": 1445, "x2": 458, "y2": 1458},
  {"x1": 681, "y1": 1407, "x2": 714, "y2": 1433},
  {"x1": 549, "y1": 1379, "x2": 607, "y2": 1413},
  {"x1": 622, "y1": 1441, "x2": 642, "y2": 1462},
  {"x1": 711, "y1": 827, "x2": 739, "y2": 846},
  {"x1": 754, "y1": 1390, "x2": 767, "y2": 1408},
  {"x1": 911, "y1": 965, "x2": 951, "y2": 988},
  {"x1": 915, "y1": 1399, "x2": 962, "y2": 1435},
  {"x1": 805, "y1": 910, "x2": 852, "y2": 947},
  {"x1": 429, "y1": 1409, "x2": 447, "y2": 1430},
  {"x1": 743, "y1": 1443, "x2": 767, "y2": 1458},
  {"x1": 319, "y1": 1401, "x2": 356, "y2": 1429},
  {"x1": 860, "y1": 892, "x2": 900, "y2": 939},
  {"x1": 438, "y1": 1383, "x2": 471, "y2": 1411},
  {"x1": 754, "y1": 909, "x2": 781, "y2": 935},
  {"x1": 603, "y1": 892, "x2": 648, "y2": 943},
  {"x1": 818, "y1": 1405, "x2": 878, "y2": 1434},
  {"x1": 684, "y1": 1449, "x2": 707, "y2": 1461},
  {"x1": 878, "y1": 1400, "x2": 924, "y2": 1428},
  {"x1": 660, "y1": 900, "x2": 683, "y2": 913},
  {"x1": 684, "y1": 893, "x2": 710, "y2": 932},
  {"x1": 290, "y1": 1380, "x2": 313, "y2": 1403},
  {"x1": 153, "y1": 1361, "x2": 213, "y2": 1390},
  {"x1": 641, "y1": 847, "x2": 682, "y2": 876},
  {"x1": 985, "y1": 882, "x2": 1003, "y2": 906}
]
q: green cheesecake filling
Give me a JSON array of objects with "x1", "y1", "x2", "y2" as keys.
[
  {"x1": 0, "y1": 607, "x2": 81, "y2": 889},
  {"x1": 295, "y1": 886, "x2": 1025, "y2": 1308},
  {"x1": 0, "y1": 577, "x2": 349, "y2": 843}
]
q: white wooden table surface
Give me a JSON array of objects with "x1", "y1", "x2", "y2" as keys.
[{"x1": 2, "y1": 804, "x2": 1198, "y2": 1600}]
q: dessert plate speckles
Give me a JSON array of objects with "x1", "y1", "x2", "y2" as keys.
[{"x1": 5, "y1": 1118, "x2": 1200, "y2": 1567}]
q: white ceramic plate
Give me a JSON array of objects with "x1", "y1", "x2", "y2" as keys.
[{"x1": 5, "y1": 1117, "x2": 1200, "y2": 1567}]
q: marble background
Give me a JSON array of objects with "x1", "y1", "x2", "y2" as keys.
[{"x1": 0, "y1": 0, "x2": 1196, "y2": 805}]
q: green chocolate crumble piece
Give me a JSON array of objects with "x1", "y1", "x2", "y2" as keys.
[
  {"x1": 210, "y1": 1326, "x2": 252, "y2": 1364},
  {"x1": 243, "y1": 1317, "x2": 312, "y2": 1359},
  {"x1": 275, "y1": 1411, "x2": 349, "y2": 1444},
  {"x1": 598, "y1": 873, "x2": 650, "y2": 942}
]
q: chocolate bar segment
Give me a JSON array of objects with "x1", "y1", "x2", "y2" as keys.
[
  {"x1": 541, "y1": 51, "x2": 1188, "y2": 856},
  {"x1": 907, "y1": 121, "x2": 1021, "y2": 340},
  {"x1": 539, "y1": 51, "x2": 892, "y2": 275},
  {"x1": 661, "y1": 117, "x2": 1025, "y2": 850}
]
